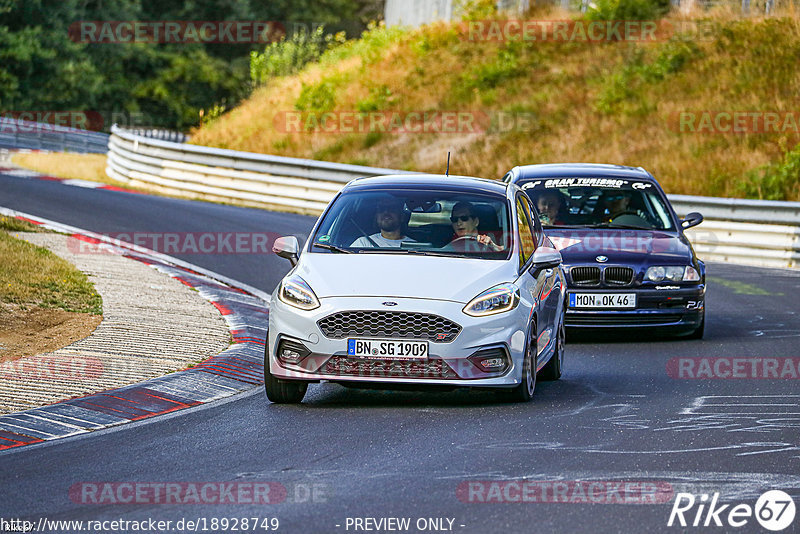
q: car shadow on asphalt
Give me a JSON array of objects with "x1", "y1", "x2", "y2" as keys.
[
  {"x1": 566, "y1": 328, "x2": 695, "y2": 344},
  {"x1": 265, "y1": 378, "x2": 590, "y2": 409}
]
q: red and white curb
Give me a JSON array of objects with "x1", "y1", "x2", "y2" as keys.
[{"x1": 0, "y1": 207, "x2": 271, "y2": 452}]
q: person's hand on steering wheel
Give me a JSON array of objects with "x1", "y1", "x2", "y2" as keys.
[{"x1": 451, "y1": 234, "x2": 502, "y2": 251}]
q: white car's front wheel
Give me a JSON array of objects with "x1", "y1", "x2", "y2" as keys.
[
  {"x1": 539, "y1": 320, "x2": 564, "y2": 381},
  {"x1": 264, "y1": 344, "x2": 308, "y2": 404},
  {"x1": 506, "y1": 322, "x2": 537, "y2": 402}
]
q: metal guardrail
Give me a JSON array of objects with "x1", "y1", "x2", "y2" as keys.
[
  {"x1": 106, "y1": 125, "x2": 415, "y2": 214},
  {"x1": 669, "y1": 197, "x2": 800, "y2": 268},
  {"x1": 0, "y1": 117, "x2": 109, "y2": 153},
  {"x1": 125, "y1": 128, "x2": 189, "y2": 144},
  {"x1": 107, "y1": 126, "x2": 800, "y2": 268}
]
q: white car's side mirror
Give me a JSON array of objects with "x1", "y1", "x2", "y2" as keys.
[
  {"x1": 532, "y1": 247, "x2": 562, "y2": 269},
  {"x1": 273, "y1": 236, "x2": 299, "y2": 266}
]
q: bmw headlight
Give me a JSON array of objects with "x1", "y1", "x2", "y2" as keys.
[
  {"x1": 278, "y1": 274, "x2": 320, "y2": 310},
  {"x1": 683, "y1": 266, "x2": 701, "y2": 282},
  {"x1": 463, "y1": 283, "x2": 520, "y2": 317},
  {"x1": 645, "y1": 266, "x2": 700, "y2": 283}
]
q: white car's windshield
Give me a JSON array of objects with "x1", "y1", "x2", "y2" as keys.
[
  {"x1": 521, "y1": 179, "x2": 675, "y2": 230},
  {"x1": 311, "y1": 188, "x2": 512, "y2": 260}
]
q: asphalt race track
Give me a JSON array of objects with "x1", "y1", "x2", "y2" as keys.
[{"x1": 1, "y1": 172, "x2": 799, "y2": 534}]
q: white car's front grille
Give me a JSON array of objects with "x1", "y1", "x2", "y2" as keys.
[
  {"x1": 321, "y1": 356, "x2": 459, "y2": 379},
  {"x1": 317, "y1": 311, "x2": 461, "y2": 343}
]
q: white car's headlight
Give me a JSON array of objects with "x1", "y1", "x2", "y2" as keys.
[
  {"x1": 645, "y1": 266, "x2": 700, "y2": 283},
  {"x1": 463, "y1": 283, "x2": 520, "y2": 317},
  {"x1": 278, "y1": 275, "x2": 320, "y2": 310}
]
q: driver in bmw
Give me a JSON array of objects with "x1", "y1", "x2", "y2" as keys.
[
  {"x1": 599, "y1": 190, "x2": 650, "y2": 225},
  {"x1": 447, "y1": 201, "x2": 502, "y2": 251}
]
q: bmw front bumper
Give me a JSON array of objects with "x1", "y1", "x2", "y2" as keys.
[{"x1": 564, "y1": 285, "x2": 705, "y2": 331}]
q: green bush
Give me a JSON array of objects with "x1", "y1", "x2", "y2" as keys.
[
  {"x1": 295, "y1": 79, "x2": 338, "y2": 112},
  {"x1": 321, "y1": 22, "x2": 407, "y2": 66},
  {"x1": 586, "y1": 0, "x2": 670, "y2": 22},
  {"x1": 250, "y1": 26, "x2": 346, "y2": 86},
  {"x1": 737, "y1": 143, "x2": 800, "y2": 200},
  {"x1": 596, "y1": 40, "x2": 699, "y2": 114},
  {"x1": 457, "y1": 0, "x2": 498, "y2": 21},
  {"x1": 461, "y1": 45, "x2": 525, "y2": 95},
  {"x1": 357, "y1": 85, "x2": 393, "y2": 112}
]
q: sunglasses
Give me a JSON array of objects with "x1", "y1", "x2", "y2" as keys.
[
  {"x1": 377, "y1": 205, "x2": 402, "y2": 213},
  {"x1": 450, "y1": 215, "x2": 474, "y2": 223}
]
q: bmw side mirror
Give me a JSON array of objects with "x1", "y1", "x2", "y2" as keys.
[
  {"x1": 273, "y1": 236, "x2": 299, "y2": 266},
  {"x1": 532, "y1": 247, "x2": 562, "y2": 269},
  {"x1": 681, "y1": 212, "x2": 704, "y2": 229}
]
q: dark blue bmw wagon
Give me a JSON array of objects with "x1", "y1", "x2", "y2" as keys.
[{"x1": 504, "y1": 163, "x2": 705, "y2": 338}]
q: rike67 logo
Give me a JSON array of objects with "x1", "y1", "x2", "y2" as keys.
[{"x1": 668, "y1": 490, "x2": 796, "y2": 531}]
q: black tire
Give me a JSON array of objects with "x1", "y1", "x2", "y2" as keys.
[
  {"x1": 686, "y1": 312, "x2": 705, "y2": 340},
  {"x1": 264, "y1": 345, "x2": 308, "y2": 404},
  {"x1": 506, "y1": 322, "x2": 537, "y2": 402},
  {"x1": 539, "y1": 321, "x2": 564, "y2": 381}
]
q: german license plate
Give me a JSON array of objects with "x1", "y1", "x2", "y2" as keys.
[
  {"x1": 570, "y1": 293, "x2": 636, "y2": 309},
  {"x1": 347, "y1": 339, "x2": 428, "y2": 359}
]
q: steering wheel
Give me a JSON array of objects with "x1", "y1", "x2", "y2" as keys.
[
  {"x1": 609, "y1": 211, "x2": 650, "y2": 227},
  {"x1": 449, "y1": 235, "x2": 492, "y2": 252}
]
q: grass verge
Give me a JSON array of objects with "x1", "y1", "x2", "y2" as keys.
[
  {"x1": 0, "y1": 217, "x2": 102, "y2": 315},
  {"x1": 10, "y1": 152, "x2": 112, "y2": 184}
]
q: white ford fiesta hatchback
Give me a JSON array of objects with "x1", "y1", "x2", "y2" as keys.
[{"x1": 266, "y1": 174, "x2": 566, "y2": 403}]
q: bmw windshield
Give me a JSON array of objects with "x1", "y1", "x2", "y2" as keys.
[
  {"x1": 521, "y1": 178, "x2": 675, "y2": 230},
  {"x1": 311, "y1": 188, "x2": 512, "y2": 260}
]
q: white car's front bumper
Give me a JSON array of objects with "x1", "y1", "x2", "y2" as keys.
[{"x1": 268, "y1": 294, "x2": 532, "y2": 387}]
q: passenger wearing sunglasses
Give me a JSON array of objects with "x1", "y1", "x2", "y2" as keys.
[
  {"x1": 446, "y1": 201, "x2": 503, "y2": 252},
  {"x1": 350, "y1": 197, "x2": 416, "y2": 247}
]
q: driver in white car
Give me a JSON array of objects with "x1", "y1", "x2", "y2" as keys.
[
  {"x1": 350, "y1": 197, "x2": 416, "y2": 247},
  {"x1": 448, "y1": 201, "x2": 503, "y2": 251}
]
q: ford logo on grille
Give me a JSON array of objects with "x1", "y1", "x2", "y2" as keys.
[
  {"x1": 595, "y1": 255, "x2": 609, "y2": 263},
  {"x1": 382, "y1": 301, "x2": 398, "y2": 306}
]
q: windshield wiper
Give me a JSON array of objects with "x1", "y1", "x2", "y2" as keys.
[
  {"x1": 401, "y1": 249, "x2": 454, "y2": 257},
  {"x1": 604, "y1": 223, "x2": 651, "y2": 230},
  {"x1": 314, "y1": 243, "x2": 354, "y2": 253},
  {"x1": 584, "y1": 222, "x2": 648, "y2": 230},
  {"x1": 356, "y1": 248, "x2": 454, "y2": 257}
]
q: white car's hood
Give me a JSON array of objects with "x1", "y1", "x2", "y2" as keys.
[{"x1": 294, "y1": 253, "x2": 518, "y2": 303}]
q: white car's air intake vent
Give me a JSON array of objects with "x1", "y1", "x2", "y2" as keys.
[{"x1": 317, "y1": 311, "x2": 461, "y2": 343}]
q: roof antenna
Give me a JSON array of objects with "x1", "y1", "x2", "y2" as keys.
[{"x1": 446, "y1": 151, "x2": 451, "y2": 177}]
